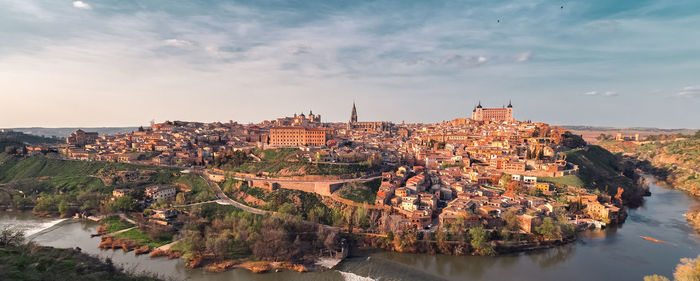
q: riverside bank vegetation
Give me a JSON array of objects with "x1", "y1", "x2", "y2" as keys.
[{"x1": 0, "y1": 226, "x2": 162, "y2": 281}]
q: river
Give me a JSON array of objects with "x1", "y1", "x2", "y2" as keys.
[{"x1": 2, "y1": 176, "x2": 699, "y2": 281}]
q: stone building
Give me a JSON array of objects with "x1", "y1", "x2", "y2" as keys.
[
  {"x1": 269, "y1": 126, "x2": 328, "y2": 147},
  {"x1": 472, "y1": 101, "x2": 514, "y2": 122},
  {"x1": 66, "y1": 129, "x2": 98, "y2": 147},
  {"x1": 347, "y1": 102, "x2": 393, "y2": 132}
]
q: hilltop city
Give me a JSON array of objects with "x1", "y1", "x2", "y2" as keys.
[{"x1": 1, "y1": 101, "x2": 645, "y2": 271}]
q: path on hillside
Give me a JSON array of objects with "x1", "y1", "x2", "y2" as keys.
[
  {"x1": 198, "y1": 174, "x2": 270, "y2": 215},
  {"x1": 105, "y1": 226, "x2": 136, "y2": 237},
  {"x1": 119, "y1": 213, "x2": 137, "y2": 225}
]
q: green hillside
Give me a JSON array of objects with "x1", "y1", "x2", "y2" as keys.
[
  {"x1": 0, "y1": 154, "x2": 212, "y2": 215},
  {"x1": 539, "y1": 145, "x2": 645, "y2": 206},
  {"x1": 0, "y1": 131, "x2": 60, "y2": 152}
]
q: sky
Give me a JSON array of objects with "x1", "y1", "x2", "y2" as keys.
[{"x1": 1, "y1": 0, "x2": 699, "y2": 129}]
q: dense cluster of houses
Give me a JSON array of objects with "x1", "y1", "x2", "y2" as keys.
[{"x1": 39, "y1": 104, "x2": 621, "y2": 232}]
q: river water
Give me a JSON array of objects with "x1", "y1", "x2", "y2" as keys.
[{"x1": 2, "y1": 177, "x2": 699, "y2": 281}]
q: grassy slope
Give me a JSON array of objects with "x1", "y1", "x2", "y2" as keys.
[
  {"x1": 0, "y1": 155, "x2": 173, "y2": 197},
  {"x1": 0, "y1": 155, "x2": 153, "y2": 183},
  {"x1": 539, "y1": 145, "x2": 644, "y2": 205},
  {"x1": 335, "y1": 178, "x2": 381, "y2": 203},
  {"x1": 231, "y1": 148, "x2": 375, "y2": 176},
  {"x1": 601, "y1": 137, "x2": 700, "y2": 195},
  {"x1": 101, "y1": 216, "x2": 135, "y2": 233},
  {"x1": 112, "y1": 228, "x2": 171, "y2": 248},
  {"x1": 0, "y1": 245, "x2": 160, "y2": 281}
]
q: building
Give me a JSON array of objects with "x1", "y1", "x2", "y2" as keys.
[
  {"x1": 269, "y1": 126, "x2": 328, "y2": 147},
  {"x1": 350, "y1": 102, "x2": 358, "y2": 123},
  {"x1": 112, "y1": 189, "x2": 131, "y2": 198},
  {"x1": 145, "y1": 185, "x2": 177, "y2": 200},
  {"x1": 471, "y1": 101, "x2": 513, "y2": 122},
  {"x1": 66, "y1": 129, "x2": 98, "y2": 147},
  {"x1": 347, "y1": 102, "x2": 393, "y2": 132},
  {"x1": 275, "y1": 110, "x2": 322, "y2": 126},
  {"x1": 586, "y1": 201, "x2": 623, "y2": 224}
]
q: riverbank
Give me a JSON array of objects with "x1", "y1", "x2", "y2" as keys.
[{"x1": 0, "y1": 243, "x2": 160, "y2": 281}]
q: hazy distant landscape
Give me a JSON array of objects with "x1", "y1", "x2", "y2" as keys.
[
  {"x1": 562, "y1": 126, "x2": 698, "y2": 143},
  {"x1": 5, "y1": 127, "x2": 139, "y2": 138}
]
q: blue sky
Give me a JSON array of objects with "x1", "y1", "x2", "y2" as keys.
[{"x1": 1, "y1": 0, "x2": 699, "y2": 128}]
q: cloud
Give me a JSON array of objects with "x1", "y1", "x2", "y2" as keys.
[
  {"x1": 72, "y1": 1, "x2": 91, "y2": 10},
  {"x1": 291, "y1": 45, "x2": 312, "y2": 55},
  {"x1": 163, "y1": 39, "x2": 196, "y2": 49},
  {"x1": 674, "y1": 85, "x2": 700, "y2": 98},
  {"x1": 515, "y1": 51, "x2": 532, "y2": 62},
  {"x1": 583, "y1": 90, "x2": 618, "y2": 97}
]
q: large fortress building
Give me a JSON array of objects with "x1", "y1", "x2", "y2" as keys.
[{"x1": 471, "y1": 101, "x2": 514, "y2": 122}]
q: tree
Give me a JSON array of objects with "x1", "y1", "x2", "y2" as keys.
[
  {"x1": 58, "y1": 199, "x2": 75, "y2": 217},
  {"x1": 673, "y1": 255, "x2": 700, "y2": 281},
  {"x1": 537, "y1": 149, "x2": 544, "y2": 160},
  {"x1": 469, "y1": 226, "x2": 495, "y2": 256},
  {"x1": 435, "y1": 228, "x2": 451, "y2": 254},
  {"x1": 112, "y1": 195, "x2": 135, "y2": 212},
  {"x1": 643, "y1": 275, "x2": 670, "y2": 281},
  {"x1": 536, "y1": 217, "x2": 561, "y2": 240},
  {"x1": 502, "y1": 209, "x2": 520, "y2": 232},
  {"x1": 175, "y1": 193, "x2": 186, "y2": 205},
  {"x1": 0, "y1": 226, "x2": 25, "y2": 247},
  {"x1": 500, "y1": 174, "x2": 511, "y2": 188},
  {"x1": 342, "y1": 206, "x2": 355, "y2": 233},
  {"x1": 355, "y1": 206, "x2": 369, "y2": 229},
  {"x1": 278, "y1": 202, "x2": 296, "y2": 215}
]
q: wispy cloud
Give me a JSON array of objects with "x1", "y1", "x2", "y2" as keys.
[
  {"x1": 583, "y1": 91, "x2": 618, "y2": 97},
  {"x1": 674, "y1": 85, "x2": 700, "y2": 98},
  {"x1": 163, "y1": 39, "x2": 196, "y2": 49},
  {"x1": 1, "y1": 0, "x2": 700, "y2": 127},
  {"x1": 72, "y1": 1, "x2": 91, "y2": 10},
  {"x1": 515, "y1": 51, "x2": 532, "y2": 62}
]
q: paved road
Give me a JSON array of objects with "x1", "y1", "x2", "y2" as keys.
[{"x1": 198, "y1": 174, "x2": 269, "y2": 215}]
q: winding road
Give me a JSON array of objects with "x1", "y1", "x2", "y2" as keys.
[{"x1": 198, "y1": 174, "x2": 270, "y2": 215}]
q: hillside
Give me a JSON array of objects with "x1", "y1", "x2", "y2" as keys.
[
  {"x1": 0, "y1": 131, "x2": 60, "y2": 152},
  {"x1": 539, "y1": 145, "x2": 647, "y2": 206},
  {"x1": 6, "y1": 127, "x2": 139, "y2": 138},
  {"x1": 0, "y1": 154, "x2": 213, "y2": 215},
  {"x1": 599, "y1": 132, "x2": 700, "y2": 196}
]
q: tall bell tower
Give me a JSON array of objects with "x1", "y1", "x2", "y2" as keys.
[{"x1": 350, "y1": 102, "x2": 358, "y2": 123}]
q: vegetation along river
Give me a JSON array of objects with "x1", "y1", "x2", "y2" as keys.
[{"x1": 2, "y1": 175, "x2": 699, "y2": 281}]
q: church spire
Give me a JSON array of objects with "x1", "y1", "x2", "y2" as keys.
[
  {"x1": 507, "y1": 99, "x2": 513, "y2": 108},
  {"x1": 350, "y1": 102, "x2": 358, "y2": 123}
]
